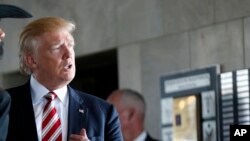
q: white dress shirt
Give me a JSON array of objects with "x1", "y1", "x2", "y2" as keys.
[
  {"x1": 30, "y1": 75, "x2": 69, "y2": 141},
  {"x1": 134, "y1": 131, "x2": 147, "y2": 141}
]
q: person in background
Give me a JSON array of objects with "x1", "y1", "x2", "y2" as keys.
[
  {"x1": 0, "y1": 4, "x2": 32, "y2": 141},
  {"x1": 107, "y1": 89, "x2": 159, "y2": 141},
  {"x1": 0, "y1": 29, "x2": 11, "y2": 141},
  {"x1": 6, "y1": 16, "x2": 123, "y2": 141}
]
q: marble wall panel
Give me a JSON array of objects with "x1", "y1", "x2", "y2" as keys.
[
  {"x1": 244, "y1": 17, "x2": 250, "y2": 68},
  {"x1": 215, "y1": 0, "x2": 250, "y2": 22},
  {"x1": 118, "y1": 44, "x2": 142, "y2": 93},
  {"x1": 163, "y1": 0, "x2": 214, "y2": 34},
  {"x1": 190, "y1": 20, "x2": 244, "y2": 72},
  {"x1": 141, "y1": 32, "x2": 190, "y2": 137},
  {"x1": 116, "y1": 0, "x2": 163, "y2": 45}
]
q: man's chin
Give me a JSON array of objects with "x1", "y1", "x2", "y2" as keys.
[{"x1": 63, "y1": 74, "x2": 75, "y2": 83}]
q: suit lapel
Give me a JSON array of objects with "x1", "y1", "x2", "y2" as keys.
[
  {"x1": 13, "y1": 82, "x2": 38, "y2": 140},
  {"x1": 67, "y1": 86, "x2": 88, "y2": 140}
]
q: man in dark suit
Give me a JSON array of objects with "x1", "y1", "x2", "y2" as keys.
[
  {"x1": 7, "y1": 17, "x2": 123, "y2": 141},
  {"x1": 107, "y1": 89, "x2": 159, "y2": 141},
  {"x1": 0, "y1": 4, "x2": 31, "y2": 141}
]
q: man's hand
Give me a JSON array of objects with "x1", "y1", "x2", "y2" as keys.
[{"x1": 69, "y1": 128, "x2": 90, "y2": 141}]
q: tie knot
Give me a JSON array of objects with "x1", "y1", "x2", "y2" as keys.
[{"x1": 45, "y1": 92, "x2": 57, "y2": 100}]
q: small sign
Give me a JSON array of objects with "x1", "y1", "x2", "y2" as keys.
[{"x1": 164, "y1": 73, "x2": 210, "y2": 94}]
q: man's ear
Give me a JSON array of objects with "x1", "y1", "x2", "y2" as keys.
[
  {"x1": 25, "y1": 54, "x2": 37, "y2": 69},
  {"x1": 127, "y1": 108, "x2": 136, "y2": 121}
]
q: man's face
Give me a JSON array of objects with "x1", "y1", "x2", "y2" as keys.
[
  {"x1": 107, "y1": 93, "x2": 131, "y2": 139},
  {"x1": 30, "y1": 30, "x2": 75, "y2": 90}
]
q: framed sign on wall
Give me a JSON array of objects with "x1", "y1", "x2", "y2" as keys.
[{"x1": 160, "y1": 65, "x2": 220, "y2": 141}]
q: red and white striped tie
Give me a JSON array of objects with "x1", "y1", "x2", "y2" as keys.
[{"x1": 42, "y1": 92, "x2": 62, "y2": 141}]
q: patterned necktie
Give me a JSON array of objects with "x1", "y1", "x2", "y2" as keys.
[{"x1": 42, "y1": 92, "x2": 62, "y2": 141}]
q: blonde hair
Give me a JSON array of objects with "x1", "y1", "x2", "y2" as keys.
[{"x1": 19, "y1": 17, "x2": 75, "y2": 75}]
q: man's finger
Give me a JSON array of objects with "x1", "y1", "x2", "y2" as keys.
[{"x1": 80, "y1": 128, "x2": 87, "y2": 136}]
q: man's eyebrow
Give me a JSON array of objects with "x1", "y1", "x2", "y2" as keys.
[{"x1": 51, "y1": 40, "x2": 63, "y2": 45}]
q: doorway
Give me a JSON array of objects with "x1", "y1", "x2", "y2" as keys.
[{"x1": 70, "y1": 49, "x2": 118, "y2": 100}]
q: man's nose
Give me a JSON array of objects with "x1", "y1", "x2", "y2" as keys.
[{"x1": 62, "y1": 43, "x2": 74, "y2": 59}]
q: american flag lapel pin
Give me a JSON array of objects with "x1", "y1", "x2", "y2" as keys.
[{"x1": 79, "y1": 109, "x2": 84, "y2": 114}]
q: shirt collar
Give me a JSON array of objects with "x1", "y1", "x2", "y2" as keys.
[
  {"x1": 134, "y1": 131, "x2": 146, "y2": 141},
  {"x1": 30, "y1": 75, "x2": 68, "y2": 105}
]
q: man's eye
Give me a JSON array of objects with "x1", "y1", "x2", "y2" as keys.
[
  {"x1": 51, "y1": 45, "x2": 60, "y2": 50},
  {"x1": 68, "y1": 42, "x2": 75, "y2": 48}
]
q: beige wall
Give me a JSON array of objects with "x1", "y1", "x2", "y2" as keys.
[{"x1": 2, "y1": 0, "x2": 250, "y2": 139}]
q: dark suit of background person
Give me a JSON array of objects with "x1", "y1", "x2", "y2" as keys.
[
  {"x1": 107, "y1": 89, "x2": 159, "y2": 141},
  {"x1": 0, "y1": 4, "x2": 32, "y2": 141},
  {"x1": 0, "y1": 89, "x2": 10, "y2": 141},
  {"x1": 6, "y1": 17, "x2": 123, "y2": 141}
]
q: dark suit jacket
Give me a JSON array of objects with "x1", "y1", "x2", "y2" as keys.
[
  {"x1": 6, "y1": 82, "x2": 123, "y2": 141},
  {"x1": 0, "y1": 90, "x2": 11, "y2": 141},
  {"x1": 145, "y1": 133, "x2": 159, "y2": 141}
]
